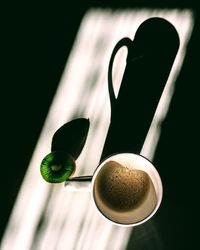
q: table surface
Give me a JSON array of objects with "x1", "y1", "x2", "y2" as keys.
[{"x1": 1, "y1": 4, "x2": 199, "y2": 250}]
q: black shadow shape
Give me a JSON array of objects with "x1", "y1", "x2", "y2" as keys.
[
  {"x1": 101, "y1": 17, "x2": 180, "y2": 160},
  {"x1": 51, "y1": 118, "x2": 90, "y2": 160}
]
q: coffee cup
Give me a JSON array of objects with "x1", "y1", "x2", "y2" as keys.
[{"x1": 65, "y1": 153, "x2": 162, "y2": 227}]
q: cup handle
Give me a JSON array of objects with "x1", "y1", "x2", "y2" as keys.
[
  {"x1": 64, "y1": 176, "x2": 92, "y2": 191},
  {"x1": 108, "y1": 37, "x2": 132, "y2": 112}
]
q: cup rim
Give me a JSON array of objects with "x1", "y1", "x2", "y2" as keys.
[{"x1": 90, "y1": 152, "x2": 163, "y2": 227}]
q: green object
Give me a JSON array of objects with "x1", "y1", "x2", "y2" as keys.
[{"x1": 40, "y1": 151, "x2": 76, "y2": 183}]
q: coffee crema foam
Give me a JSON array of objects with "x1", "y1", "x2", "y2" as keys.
[{"x1": 93, "y1": 160, "x2": 157, "y2": 224}]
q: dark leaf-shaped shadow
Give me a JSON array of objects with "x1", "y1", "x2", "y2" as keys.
[{"x1": 51, "y1": 118, "x2": 90, "y2": 160}]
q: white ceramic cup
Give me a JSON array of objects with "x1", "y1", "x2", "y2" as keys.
[{"x1": 65, "y1": 153, "x2": 163, "y2": 227}]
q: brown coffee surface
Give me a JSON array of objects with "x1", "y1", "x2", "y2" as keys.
[{"x1": 95, "y1": 160, "x2": 150, "y2": 212}]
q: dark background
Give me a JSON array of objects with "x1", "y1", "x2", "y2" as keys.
[{"x1": 1, "y1": 1, "x2": 200, "y2": 249}]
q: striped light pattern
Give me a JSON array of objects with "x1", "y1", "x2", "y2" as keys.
[{"x1": 1, "y1": 8, "x2": 193, "y2": 250}]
